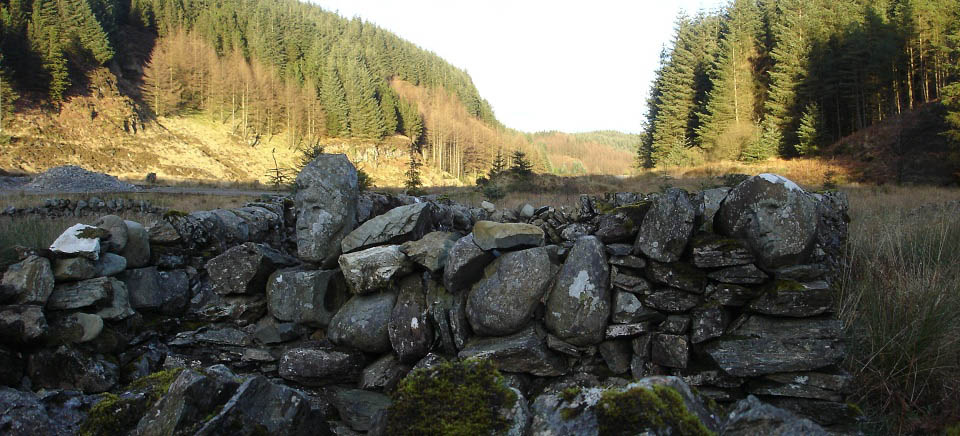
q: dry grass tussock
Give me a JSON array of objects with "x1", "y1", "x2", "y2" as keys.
[{"x1": 838, "y1": 185, "x2": 960, "y2": 434}]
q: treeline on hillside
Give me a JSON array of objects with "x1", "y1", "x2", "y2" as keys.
[
  {"x1": 641, "y1": 0, "x2": 960, "y2": 168},
  {"x1": 525, "y1": 130, "x2": 639, "y2": 175},
  {"x1": 0, "y1": 0, "x2": 496, "y2": 145}
]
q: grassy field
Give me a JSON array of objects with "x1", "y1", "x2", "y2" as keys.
[{"x1": 1, "y1": 163, "x2": 958, "y2": 434}]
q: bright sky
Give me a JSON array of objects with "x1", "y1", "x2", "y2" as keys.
[{"x1": 311, "y1": 1, "x2": 725, "y2": 134}]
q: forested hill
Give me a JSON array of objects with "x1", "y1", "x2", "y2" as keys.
[{"x1": 641, "y1": 0, "x2": 960, "y2": 179}]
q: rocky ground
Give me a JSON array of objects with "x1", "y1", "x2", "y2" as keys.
[{"x1": 0, "y1": 155, "x2": 856, "y2": 435}]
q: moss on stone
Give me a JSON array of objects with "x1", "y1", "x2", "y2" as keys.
[
  {"x1": 79, "y1": 368, "x2": 184, "y2": 436},
  {"x1": 129, "y1": 367, "x2": 183, "y2": 399},
  {"x1": 163, "y1": 209, "x2": 189, "y2": 219},
  {"x1": 386, "y1": 359, "x2": 517, "y2": 436},
  {"x1": 763, "y1": 279, "x2": 807, "y2": 296},
  {"x1": 560, "y1": 386, "x2": 581, "y2": 402},
  {"x1": 76, "y1": 226, "x2": 108, "y2": 239},
  {"x1": 596, "y1": 384, "x2": 713, "y2": 436}
]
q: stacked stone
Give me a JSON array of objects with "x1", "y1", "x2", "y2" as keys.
[{"x1": 0, "y1": 197, "x2": 166, "y2": 218}]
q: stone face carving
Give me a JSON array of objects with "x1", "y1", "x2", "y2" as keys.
[{"x1": 294, "y1": 153, "x2": 359, "y2": 266}]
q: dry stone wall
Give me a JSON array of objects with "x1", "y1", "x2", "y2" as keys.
[{"x1": 0, "y1": 155, "x2": 852, "y2": 435}]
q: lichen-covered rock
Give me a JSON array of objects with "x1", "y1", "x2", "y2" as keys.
[
  {"x1": 341, "y1": 202, "x2": 434, "y2": 254},
  {"x1": 708, "y1": 263, "x2": 769, "y2": 284},
  {"x1": 147, "y1": 220, "x2": 180, "y2": 245},
  {"x1": 709, "y1": 283, "x2": 762, "y2": 307},
  {"x1": 121, "y1": 220, "x2": 151, "y2": 268},
  {"x1": 52, "y1": 257, "x2": 97, "y2": 281},
  {"x1": 598, "y1": 340, "x2": 632, "y2": 374},
  {"x1": 634, "y1": 189, "x2": 696, "y2": 262},
  {"x1": 641, "y1": 287, "x2": 701, "y2": 313},
  {"x1": 467, "y1": 246, "x2": 554, "y2": 336},
  {"x1": 360, "y1": 354, "x2": 411, "y2": 392},
  {"x1": 459, "y1": 325, "x2": 567, "y2": 376},
  {"x1": 28, "y1": 345, "x2": 118, "y2": 393},
  {"x1": 659, "y1": 315, "x2": 691, "y2": 334},
  {"x1": 295, "y1": 153, "x2": 359, "y2": 265},
  {"x1": 646, "y1": 261, "x2": 707, "y2": 294},
  {"x1": 46, "y1": 313, "x2": 103, "y2": 344},
  {"x1": 606, "y1": 322, "x2": 654, "y2": 339},
  {"x1": 91, "y1": 215, "x2": 128, "y2": 253},
  {"x1": 196, "y1": 375, "x2": 327, "y2": 436},
  {"x1": 267, "y1": 268, "x2": 341, "y2": 327},
  {"x1": 120, "y1": 267, "x2": 187, "y2": 315},
  {"x1": 442, "y1": 234, "x2": 495, "y2": 292},
  {"x1": 652, "y1": 334, "x2": 689, "y2": 369},
  {"x1": 50, "y1": 224, "x2": 106, "y2": 261},
  {"x1": 400, "y1": 231, "x2": 460, "y2": 273},
  {"x1": 472, "y1": 220, "x2": 545, "y2": 251},
  {"x1": 748, "y1": 370, "x2": 852, "y2": 402},
  {"x1": 2, "y1": 255, "x2": 54, "y2": 305},
  {"x1": 594, "y1": 212, "x2": 636, "y2": 243},
  {"x1": 278, "y1": 344, "x2": 366, "y2": 386},
  {"x1": 703, "y1": 315, "x2": 844, "y2": 377},
  {"x1": 544, "y1": 236, "x2": 610, "y2": 346},
  {"x1": 696, "y1": 187, "x2": 730, "y2": 232},
  {"x1": 338, "y1": 245, "x2": 412, "y2": 294},
  {"x1": 722, "y1": 395, "x2": 827, "y2": 436},
  {"x1": 328, "y1": 291, "x2": 397, "y2": 353},
  {"x1": 94, "y1": 253, "x2": 127, "y2": 277},
  {"x1": 207, "y1": 242, "x2": 296, "y2": 296},
  {"x1": 389, "y1": 275, "x2": 434, "y2": 363},
  {"x1": 690, "y1": 234, "x2": 754, "y2": 268},
  {"x1": 47, "y1": 277, "x2": 113, "y2": 310},
  {"x1": 95, "y1": 279, "x2": 135, "y2": 321},
  {"x1": 690, "y1": 307, "x2": 728, "y2": 344},
  {"x1": 611, "y1": 268, "x2": 652, "y2": 294},
  {"x1": 718, "y1": 174, "x2": 819, "y2": 268},
  {"x1": 135, "y1": 367, "x2": 241, "y2": 436},
  {"x1": 0, "y1": 305, "x2": 47, "y2": 345},
  {"x1": 0, "y1": 388, "x2": 92, "y2": 436},
  {"x1": 748, "y1": 280, "x2": 833, "y2": 317},
  {"x1": 331, "y1": 389, "x2": 392, "y2": 432}
]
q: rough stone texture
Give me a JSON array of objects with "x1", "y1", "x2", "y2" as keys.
[
  {"x1": 338, "y1": 245, "x2": 412, "y2": 294},
  {"x1": 2, "y1": 255, "x2": 54, "y2": 305},
  {"x1": 467, "y1": 246, "x2": 553, "y2": 336},
  {"x1": 120, "y1": 267, "x2": 187, "y2": 314},
  {"x1": 328, "y1": 291, "x2": 397, "y2": 354},
  {"x1": 27, "y1": 345, "x2": 117, "y2": 393},
  {"x1": 147, "y1": 220, "x2": 181, "y2": 245},
  {"x1": 52, "y1": 257, "x2": 97, "y2": 281},
  {"x1": 691, "y1": 307, "x2": 728, "y2": 344},
  {"x1": 646, "y1": 261, "x2": 707, "y2": 294},
  {"x1": 442, "y1": 234, "x2": 495, "y2": 292},
  {"x1": 341, "y1": 202, "x2": 433, "y2": 254},
  {"x1": 278, "y1": 344, "x2": 366, "y2": 386},
  {"x1": 748, "y1": 371, "x2": 852, "y2": 402},
  {"x1": 659, "y1": 315, "x2": 691, "y2": 334},
  {"x1": 46, "y1": 313, "x2": 103, "y2": 344},
  {"x1": 47, "y1": 277, "x2": 113, "y2": 310},
  {"x1": 121, "y1": 220, "x2": 151, "y2": 268},
  {"x1": 295, "y1": 154, "x2": 359, "y2": 265},
  {"x1": 400, "y1": 231, "x2": 459, "y2": 273},
  {"x1": 749, "y1": 280, "x2": 833, "y2": 317},
  {"x1": 598, "y1": 340, "x2": 632, "y2": 374},
  {"x1": 611, "y1": 291, "x2": 650, "y2": 324},
  {"x1": 330, "y1": 389, "x2": 392, "y2": 432},
  {"x1": 723, "y1": 395, "x2": 827, "y2": 436},
  {"x1": 718, "y1": 174, "x2": 819, "y2": 268},
  {"x1": 92, "y1": 214, "x2": 128, "y2": 252},
  {"x1": 458, "y1": 325, "x2": 567, "y2": 376},
  {"x1": 703, "y1": 315, "x2": 844, "y2": 377},
  {"x1": 94, "y1": 253, "x2": 127, "y2": 277},
  {"x1": 0, "y1": 305, "x2": 47, "y2": 345},
  {"x1": 360, "y1": 354, "x2": 411, "y2": 391},
  {"x1": 611, "y1": 269, "x2": 652, "y2": 294},
  {"x1": 196, "y1": 375, "x2": 326, "y2": 436},
  {"x1": 0, "y1": 388, "x2": 92, "y2": 436},
  {"x1": 207, "y1": 242, "x2": 295, "y2": 296},
  {"x1": 708, "y1": 264, "x2": 769, "y2": 284},
  {"x1": 641, "y1": 288, "x2": 701, "y2": 313},
  {"x1": 135, "y1": 367, "x2": 241, "y2": 436},
  {"x1": 710, "y1": 283, "x2": 762, "y2": 307},
  {"x1": 267, "y1": 268, "x2": 340, "y2": 327},
  {"x1": 389, "y1": 275, "x2": 433, "y2": 363},
  {"x1": 635, "y1": 189, "x2": 696, "y2": 262},
  {"x1": 49, "y1": 223, "x2": 103, "y2": 260},
  {"x1": 652, "y1": 333, "x2": 689, "y2": 368},
  {"x1": 609, "y1": 254, "x2": 646, "y2": 270},
  {"x1": 606, "y1": 322, "x2": 654, "y2": 339},
  {"x1": 696, "y1": 187, "x2": 730, "y2": 233},
  {"x1": 472, "y1": 220, "x2": 545, "y2": 251},
  {"x1": 95, "y1": 279, "x2": 135, "y2": 321},
  {"x1": 691, "y1": 234, "x2": 755, "y2": 268},
  {"x1": 544, "y1": 236, "x2": 610, "y2": 346},
  {"x1": 594, "y1": 213, "x2": 636, "y2": 243}
]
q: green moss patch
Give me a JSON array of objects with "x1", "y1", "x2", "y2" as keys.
[
  {"x1": 596, "y1": 385, "x2": 713, "y2": 436},
  {"x1": 79, "y1": 368, "x2": 183, "y2": 436},
  {"x1": 386, "y1": 359, "x2": 518, "y2": 436}
]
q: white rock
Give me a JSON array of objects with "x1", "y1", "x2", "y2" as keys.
[{"x1": 50, "y1": 224, "x2": 102, "y2": 260}]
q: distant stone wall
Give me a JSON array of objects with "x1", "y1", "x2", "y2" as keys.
[
  {"x1": 1, "y1": 196, "x2": 166, "y2": 218},
  {"x1": 0, "y1": 155, "x2": 852, "y2": 434}
]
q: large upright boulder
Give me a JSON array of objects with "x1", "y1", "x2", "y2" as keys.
[
  {"x1": 634, "y1": 189, "x2": 696, "y2": 263},
  {"x1": 328, "y1": 291, "x2": 397, "y2": 353},
  {"x1": 466, "y1": 246, "x2": 554, "y2": 336},
  {"x1": 294, "y1": 154, "x2": 359, "y2": 266},
  {"x1": 389, "y1": 275, "x2": 434, "y2": 363},
  {"x1": 341, "y1": 202, "x2": 434, "y2": 254},
  {"x1": 718, "y1": 174, "x2": 819, "y2": 268},
  {"x1": 121, "y1": 220, "x2": 151, "y2": 268},
  {"x1": 544, "y1": 236, "x2": 611, "y2": 346}
]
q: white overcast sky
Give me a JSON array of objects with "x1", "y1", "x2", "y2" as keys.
[{"x1": 310, "y1": 1, "x2": 726, "y2": 134}]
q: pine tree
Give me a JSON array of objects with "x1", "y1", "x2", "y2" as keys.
[
  {"x1": 320, "y1": 60, "x2": 349, "y2": 136},
  {"x1": 379, "y1": 84, "x2": 399, "y2": 134},
  {"x1": 29, "y1": 0, "x2": 71, "y2": 102},
  {"x1": 0, "y1": 54, "x2": 18, "y2": 135},
  {"x1": 404, "y1": 142, "x2": 424, "y2": 195},
  {"x1": 764, "y1": 0, "x2": 813, "y2": 156},
  {"x1": 509, "y1": 150, "x2": 533, "y2": 177},
  {"x1": 795, "y1": 102, "x2": 824, "y2": 155},
  {"x1": 398, "y1": 99, "x2": 423, "y2": 143},
  {"x1": 344, "y1": 53, "x2": 386, "y2": 139}
]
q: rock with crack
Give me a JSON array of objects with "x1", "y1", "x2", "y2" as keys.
[
  {"x1": 467, "y1": 246, "x2": 554, "y2": 336},
  {"x1": 341, "y1": 202, "x2": 434, "y2": 254},
  {"x1": 442, "y1": 234, "x2": 495, "y2": 292},
  {"x1": 195, "y1": 375, "x2": 328, "y2": 435},
  {"x1": 634, "y1": 189, "x2": 696, "y2": 263},
  {"x1": 544, "y1": 236, "x2": 611, "y2": 346},
  {"x1": 389, "y1": 275, "x2": 434, "y2": 363},
  {"x1": 338, "y1": 245, "x2": 413, "y2": 294}
]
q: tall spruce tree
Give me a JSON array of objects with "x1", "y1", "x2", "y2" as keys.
[
  {"x1": 763, "y1": 0, "x2": 813, "y2": 156},
  {"x1": 320, "y1": 60, "x2": 349, "y2": 136},
  {"x1": 648, "y1": 14, "x2": 703, "y2": 166}
]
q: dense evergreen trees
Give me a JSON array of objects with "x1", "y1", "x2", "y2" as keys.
[{"x1": 641, "y1": 0, "x2": 960, "y2": 168}]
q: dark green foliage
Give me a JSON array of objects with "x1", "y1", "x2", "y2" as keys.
[
  {"x1": 509, "y1": 150, "x2": 533, "y2": 177},
  {"x1": 79, "y1": 368, "x2": 183, "y2": 436},
  {"x1": 386, "y1": 359, "x2": 517, "y2": 436},
  {"x1": 596, "y1": 384, "x2": 713, "y2": 436},
  {"x1": 488, "y1": 148, "x2": 507, "y2": 179},
  {"x1": 796, "y1": 102, "x2": 824, "y2": 155},
  {"x1": 404, "y1": 142, "x2": 424, "y2": 196}
]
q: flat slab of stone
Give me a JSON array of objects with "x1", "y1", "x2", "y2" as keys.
[
  {"x1": 748, "y1": 280, "x2": 833, "y2": 317},
  {"x1": 459, "y1": 325, "x2": 567, "y2": 376},
  {"x1": 691, "y1": 234, "x2": 754, "y2": 268},
  {"x1": 341, "y1": 202, "x2": 434, "y2": 254},
  {"x1": 472, "y1": 221, "x2": 545, "y2": 251},
  {"x1": 49, "y1": 224, "x2": 104, "y2": 260},
  {"x1": 400, "y1": 231, "x2": 460, "y2": 273},
  {"x1": 47, "y1": 277, "x2": 113, "y2": 310},
  {"x1": 278, "y1": 344, "x2": 366, "y2": 386},
  {"x1": 338, "y1": 245, "x2": 412, "y2": 294}
]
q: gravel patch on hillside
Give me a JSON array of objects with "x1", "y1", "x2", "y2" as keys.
[{"x1": 17, "y1": 166, "x2": 139, "y2": 193}]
